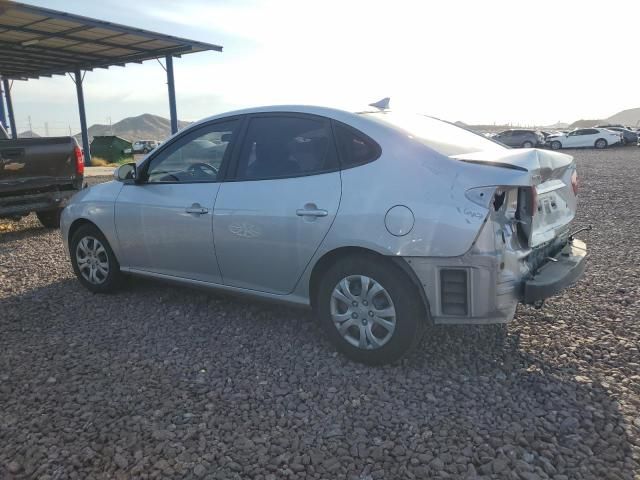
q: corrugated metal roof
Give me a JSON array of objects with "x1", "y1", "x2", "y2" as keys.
[{"x1": 0, "y1": 1, "x2": 222, "y2": 79}]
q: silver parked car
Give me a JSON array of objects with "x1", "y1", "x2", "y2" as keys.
[
  {"x1": 492, "y1": 129, "x2": 545, "y2": 148},
  {"x1": 61, "y1": 106, "x2": 587, "y2": 365}
]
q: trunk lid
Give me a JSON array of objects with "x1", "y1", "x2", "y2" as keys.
[{"x1": 452, "y1": 148, "x2": 577, "y2": 248}]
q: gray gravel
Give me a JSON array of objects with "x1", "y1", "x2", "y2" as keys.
[{"x1": 1, "y1": 149, "x2": 639, "y2": 479}]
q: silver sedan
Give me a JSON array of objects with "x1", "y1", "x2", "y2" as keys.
[{"x1": 61, "y1": 105, "x2": 587, "y2": 364}]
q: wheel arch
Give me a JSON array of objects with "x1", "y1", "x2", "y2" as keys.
[
  {"x1": 68, "y1": 218, "x2": 100, "y2": 248},
  {"x1": 308, "y1": 246, "x2": 431, "y2": 319}
]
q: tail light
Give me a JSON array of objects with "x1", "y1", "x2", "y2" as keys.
[
  {"x1": 74, "y1": 145, "x2": 85, "y2": 175},
  {"x1": 571, "y1": 170, "x2": 578, "y2": 195}
]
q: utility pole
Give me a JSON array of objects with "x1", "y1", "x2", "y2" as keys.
[
  {"x1": 3, "y1": 79, "x2": 16, "y2": 139},
  {"x1": 28, "y1": 115, "x2": 33, "y2": 137},
  {"x1": 44, "y1": 122, "x2": 49, "y2": 136}
]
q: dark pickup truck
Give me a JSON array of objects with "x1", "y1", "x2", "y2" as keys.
[{"x1": 0, "y1": 125, "x2": 84, "y2": 228}]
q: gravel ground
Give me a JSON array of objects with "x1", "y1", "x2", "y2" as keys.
[{"x1": 1, "y1": 149, "x2": 638, "y2": 479}]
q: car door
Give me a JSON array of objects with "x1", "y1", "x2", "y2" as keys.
[
  {"x1": 496, "y1": 130, "x2": 513, "y2": 146},
  {"x1": 213, "y1": 113, "x2": 341, "y2": 294},
  {"x1": 510, "y1": 130, "x2": 524, "y2": 147},
  {"x1": 578, "y1": 129, "x2": 596, "y2": 147},
  {"x1": 114, "y1": 118, "x2": 240, "y2": 283},
  {"x1": 564, "y1": 130, "x2": 584, "y2": 147}
]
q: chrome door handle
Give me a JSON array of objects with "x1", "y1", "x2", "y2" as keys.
[
  {"x1": 185, "y1": 204, "x2": 209, "y2": 214},
  {"x1": 296, "y1": 208, "x2": 328, "y2": 217}
]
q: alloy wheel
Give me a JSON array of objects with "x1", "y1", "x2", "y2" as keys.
[{"x1": 75, "y1": 236, "x2": 109, "y2": 284}]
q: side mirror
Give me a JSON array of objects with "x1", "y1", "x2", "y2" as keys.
[{"x1": 113, "y1": 162, "x2": 137, "y2": 183}]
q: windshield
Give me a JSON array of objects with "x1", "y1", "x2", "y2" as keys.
[{"x1": 362, "y1": 111, "x2": 507, "y2": 156}]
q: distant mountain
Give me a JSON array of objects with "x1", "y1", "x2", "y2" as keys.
[
  {"x1": 76, "y1": 113, "x2": 191, "y2": 143},
  {"x1": 606, "y1": 107, "x2": 640, "y2": 127},
  {"x1": 542, "y1": 121, "x2": 569, "y2": 130},
  {"x1": 18, "y1": 130, "x2": 41, "y2": 138},
  {"x1": 569, "y1": 119, "x2": 603, "y2": 129},
  {"x1": 568, "y1": 108, "x2": 640, "y2": 129}
]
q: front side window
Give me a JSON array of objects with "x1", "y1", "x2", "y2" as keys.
[
  {"x1": 146, "y1": 120, "x2": 238, "y2": 183},
  {"x1": 235, "y1": 116, "x2": 338, "y2": 180}
]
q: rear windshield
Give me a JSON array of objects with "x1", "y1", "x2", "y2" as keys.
[{"x1": 362, "y1": 111, "x2": 507, "y2": 156}]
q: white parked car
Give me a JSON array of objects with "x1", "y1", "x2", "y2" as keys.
[{"x1": 545, "y1": 128, "x2": 622, "y2": 150}]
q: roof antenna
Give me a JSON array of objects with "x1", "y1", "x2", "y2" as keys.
[{"x1": 369, "y1": 97, "x2": 390, "y2": 110}]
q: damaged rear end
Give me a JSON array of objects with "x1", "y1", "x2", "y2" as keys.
[{"x1": 455, "y1": 148, "x2": 587, "y2": 317}]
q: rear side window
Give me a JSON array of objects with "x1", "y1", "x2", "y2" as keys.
[
  {"x1": 235, "y1": 115, "x2": 338, "y2": 180},
  {"x1": 333, "y1": 122, "x2": 381, "y2": 168}
]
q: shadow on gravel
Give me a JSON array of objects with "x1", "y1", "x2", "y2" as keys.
[
  {"x1": 0, "y1": 277, "x2": 635, "y2": 478},
  {"x1": 0, "y1": 222, "x2": 52, "y2": 245}
]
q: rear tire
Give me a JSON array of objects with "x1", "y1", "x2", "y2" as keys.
[
  {"x1": 522, "y1": 141, "x2": 534, "y2": 148},
  {"x1": 550, "y1": 141, "x2": 562, "y2": 150},
  {"x1": 595, "y1": 138, "x2": 608, "y2": 149},
  {"x1": 36, "y1": 208, "x2": 62, "y2": 228},
  {"x1": 315, "y1": 255, "x2": 426, "y2": 365},
  {"x1": 70, "y1": 224, "x2": 123, "y2": 293}
]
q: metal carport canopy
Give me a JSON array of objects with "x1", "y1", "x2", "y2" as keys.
[{"x1": 0, "y1": 0, "x2": 222, "y2": 165}]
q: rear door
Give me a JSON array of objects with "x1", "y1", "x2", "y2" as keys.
[
  {"x1": 581, "y1": 128, "x2": 600, "y2": 146},
  {"x1": 115, "y1": 118, "x2": 240, "y2": 283},
  {"x1": 213, "y1": 113, "x2": 341, "y2": 294}
]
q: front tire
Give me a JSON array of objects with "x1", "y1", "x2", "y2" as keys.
[
  {"x1": 550, "y1": 140, "x2": 562, "y2": 150},
  {"x1": 316, "y1": 255, "x2": 425, "y2": 365},
  {"x1": 70, "y1": 224, "x2": 123, "y2": 293},
  {"x1": 36, "y1": 208, "x2": 62, "y2": 228},
  {"x1": 595, "y1": 138, "x2": 608, "y2": 149},
  {"x1": 522, "y1": 141, "x2": 534, "y2": 148}
]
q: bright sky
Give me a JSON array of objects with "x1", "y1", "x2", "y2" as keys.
[{"x1": 10, "y1": 0, "x2": 640, "y2": 135}]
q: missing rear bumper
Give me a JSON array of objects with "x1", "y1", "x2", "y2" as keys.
[{"x1": 523, "y1": 239, "x2": 587, "y2": 304}]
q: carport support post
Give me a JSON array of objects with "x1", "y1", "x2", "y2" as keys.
[
  {"x1": 0, "y1": 79, "x2": 7, "y2": 131},
  {"x1": 2, "y1": 78, "x2": 17, "y2": 139},
  {"x1": 74, "y1": 69, "x2": 91, "y2": 166},
  {"x1": 166, "y1": 54, "x2": 178, "y2": 134}
]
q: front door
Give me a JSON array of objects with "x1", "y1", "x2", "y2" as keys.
[
  {"x1": 115, "y1": 119, "x2": 240, "y2": 283},
  {"x1": 564, "y1": 130, "x2": 585, "y2": 148},
  {"x1": 213, "y1": 114, "x2": 342, "y2": 294}
]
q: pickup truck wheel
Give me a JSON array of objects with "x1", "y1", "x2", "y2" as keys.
[
  {"x1": 550, "y1": 141, "x2": 562, "y2": 150},
  {"x1": 316, "y1": 255, "x2": 425, "y2": 365},
  {"x1": 595, "y1": 138, "x2": 608, "y2": 149},
  {"x1": 70, "y1": 224, "x2": 123, "y2": 293},
  {"x1": 36, "y1": 208, "x2": 62, "y2": 228}
]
